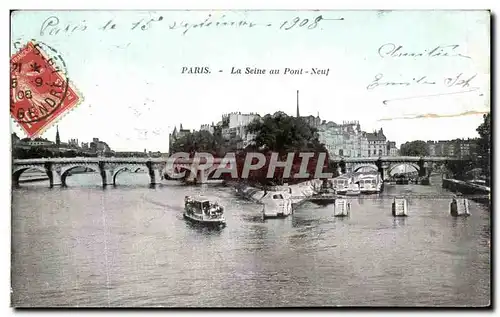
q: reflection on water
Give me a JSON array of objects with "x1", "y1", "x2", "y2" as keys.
[{"x1": 11, "y1": 173, "x2": 490, "y2": 307}]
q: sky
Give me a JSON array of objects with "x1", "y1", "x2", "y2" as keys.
[{"x1": 10, "y1": 10, "x2": 490, "y2": 152}]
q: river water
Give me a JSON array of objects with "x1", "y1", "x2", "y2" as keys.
[{"x1": 11, "y1": 173, "x2": 491, "y2": 307}]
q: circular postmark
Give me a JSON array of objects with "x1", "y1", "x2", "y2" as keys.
[
  {"x1": 10, "y1": 40, "x2": 70, "y2": 123},
  {"x1": 10, "y1": 39, "x2": 81, "y2": 138}
]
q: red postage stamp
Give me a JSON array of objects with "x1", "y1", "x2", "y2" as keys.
[{"x1": 10, "y1": 41, "x2": 82, "y2": 138}]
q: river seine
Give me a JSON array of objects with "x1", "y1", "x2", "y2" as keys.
[{"x1": 11, "y1": 173, "x2": 490, "y2": 307}]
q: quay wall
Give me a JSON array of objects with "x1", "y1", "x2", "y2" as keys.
[
  {"x1": 18, "y1": 177, "x2": 50, "y2": 183},
  {"x1": 442, "y1": 178, "x2": 490, "y2": 201}
]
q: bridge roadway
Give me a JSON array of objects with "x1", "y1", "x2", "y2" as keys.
[{"x1": 12, "y1": 156, "x2": 460, "y2": 188}]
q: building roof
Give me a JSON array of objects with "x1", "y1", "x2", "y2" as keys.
[{"x1": 366, "y1": 131, "x2": 386, "y2": 141}]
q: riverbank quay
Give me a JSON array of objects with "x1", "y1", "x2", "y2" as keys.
[
  {"x1": 442, "y1": 178, "x2": 490, "y2": 204},
  {"x1": 228, "y1": 179, "x2": 323, "y2": 208}
]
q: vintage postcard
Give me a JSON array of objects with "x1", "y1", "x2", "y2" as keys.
[{"x1": 10, "y1": 10, "x2": 491, "y2": 308}]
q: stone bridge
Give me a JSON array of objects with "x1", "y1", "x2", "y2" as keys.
[
  {"x1": 331, "y1": 156, "x2": 461, "y2": 180},
  {"x1": 12, "y1": 157, "x2": 232, "y2": 187},
  {"x1": 12, "y1": 155, "x2": 461, "y2": 187}
]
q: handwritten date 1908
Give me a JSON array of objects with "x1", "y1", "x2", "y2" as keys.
[{"x1": 39, "y1": 14, "x2": 344, "y2": 37}]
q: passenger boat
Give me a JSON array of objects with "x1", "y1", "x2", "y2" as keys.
[
  {"x1": 261, "y1": 191, "x2": 293, "y2": 219},
  {"x1": 345, "y1": 183, "x2": 361, "y2": 196},
  {"x1": 358, "y1": 174, "x2": 381, "y2": 194},
  {"x1": 333, "y1": 176, "x2": 350, "y2": 195},
  {"x1": 184, "y1": 196, "x2": 226, "y2": 227}
]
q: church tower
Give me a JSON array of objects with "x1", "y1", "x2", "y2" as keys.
[
  {"x1": 296, "y1": 90, "x2": 300, "y2": 117},
  {"x1": 55, "y1": 125, "x2": 60, "y2": 146}
]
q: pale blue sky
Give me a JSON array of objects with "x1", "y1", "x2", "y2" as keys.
[{"x1": 11, "y1": 10, "x2": 490, "y2": 152}]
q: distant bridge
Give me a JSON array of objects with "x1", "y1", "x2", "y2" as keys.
[{"x1": 332, "y1": 156, "x2": 463, "y2": 179}]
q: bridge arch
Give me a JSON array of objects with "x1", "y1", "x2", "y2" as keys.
[
  {"x1": 352, "y1": 164, "x2": 379, "y2": 173},
  {"x1": 12, "y1": 165, "x2": 48, "y2": 186},
  {"x1": 387, "y1": 162, "x2": 420, "y2": 175},
  {"x1": 112, "y1": 164, "x2": 149, "y2": 185},
  {"x1": 60, "y1": 163, "x2": 100, "y2": 186}
]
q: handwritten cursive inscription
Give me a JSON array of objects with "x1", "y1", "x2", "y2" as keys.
[
  {"x1": 378, "y1": 43, "x2": 472, "y2": 59},
  {"x1": 40, "y1": 16, "x2": 88, "y2": 36},
  {"x1": 39, "y1": 13, "x2": 344, "y2": 37},
  {"x1": 169, "y1": 14, "x2": 258, "y2": 35},
  {"x1": 367, "y1": 73, "x2": 477, "y2": 90}
]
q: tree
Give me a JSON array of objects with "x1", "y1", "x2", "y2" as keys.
[
  {"x1": 444, "y1": 159, "x2": 475, "y2": 181},
  {"x1": 246, "y1": 112, "x2": 327, "y2": 154},
  {"x1": 170, "y1": 130, "x2": 224, "y2": 156},
  {"x1": 476, "y1": 112, "x2": 490, "y2": 177},
  {"x1": 240, "y1": 112, "x2": 330, "y2": 184},
  {"x1": 399, "y1": 140, "x2": 429, "y2": 156}
]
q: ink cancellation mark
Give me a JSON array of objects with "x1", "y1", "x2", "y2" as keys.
[{"x1": 10, "y1": 41, "x2": 82, "y2": 138}]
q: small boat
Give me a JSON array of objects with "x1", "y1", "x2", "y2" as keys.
[
  {"x1": 450, "y1": 198, "x2": 470, "y2": 217},
  {"x1": 184, "y1": 196, "x2": 226, "y2": 227},
  {"x1": 345, "y1": 183, "x2": 361, "y2": 196},
  {"x1": 261, "y1": 192, "x2": 292, "y2": 219}
]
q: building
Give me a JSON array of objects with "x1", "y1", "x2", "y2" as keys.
[
  {"x1": 387, "y1": 141, "x2": 399, "y2": 156},
  {"x1": 200, "y1": 123, "x2": 215, "y2": 135},
  {"x1": 301, "y1": 115, "x2": 322, "y2": 129},
  {"x1": 16, "y1": 137, "x2": 54, "y2": 147},
  {"x1": 318, "y1": 125, "x2": 389, "y2": 159},
  {"x1": 457, "y1": 139, "x2": 474, "y2": 158},
  {"x1": 114, "y1": 151, "x2": 148, "y2": 158},
  {"x1": 295, "y1": 90, "x2": 392, "y2": 158},
  {"x1": 426, "y1": 141, "x2": 436, "y2": 156},
  {"x1": 365, "y1": 128, "x2": 387, "y2": 157},
  {"x1": 318, "y1": 121, "x2": 368, "y2": 158},
  {"x1": 220, "y1": 112, "x2": 260, "y2": 149},
  {"x1": 450, "y1": 139, "x2": 476, "y2": 159},
  {"x1": 169, "y1": 124, "x2": 191, "y2": 154},
  {"x1": 171, "y1": 112, "x2": 260, "y2": 152},
  {"x1": 426, "y1": 139, "x2": 477, "y2": 158},
  {"x1": 68, "y1": 138, "x2": 80, "y2": 148},
  {"x1": 90, "y1": 137, "x2": 111, "y2": 156}
]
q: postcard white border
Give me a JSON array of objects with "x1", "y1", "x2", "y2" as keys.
[{"x1": 2, "y1": 0, "x2": 496, "y2": 315}]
